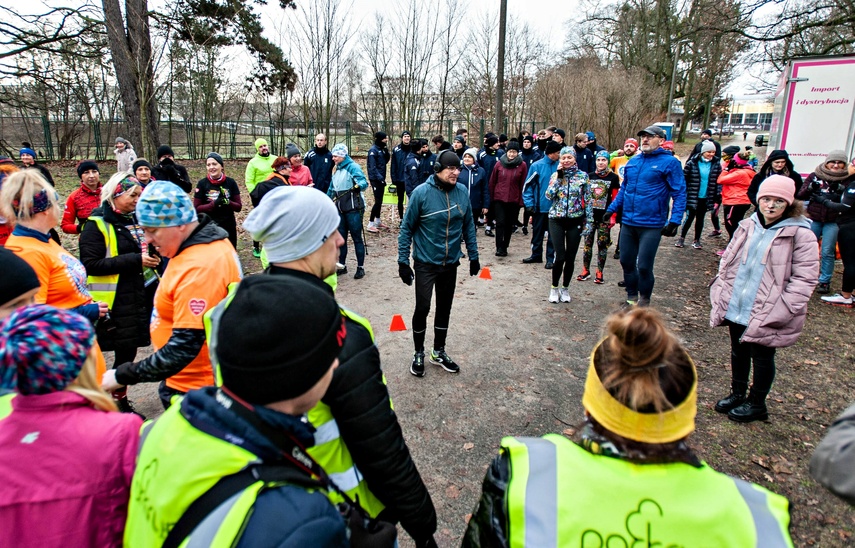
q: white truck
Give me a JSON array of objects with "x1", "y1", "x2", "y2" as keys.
[{"x1": 769, "y1": 54, "x2": 855, "y2": 176}]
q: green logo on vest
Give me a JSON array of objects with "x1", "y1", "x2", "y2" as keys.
[{"x1": 581, "y1": 499, "x2": 684, "y2": 548}]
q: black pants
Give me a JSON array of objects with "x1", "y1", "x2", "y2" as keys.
[
  {"x1": 369, "y1": 181, "x2": 385, "y2": 222},
  {"x1": 493, "y1": 201, "x2": 520, "y2": 252},
  {"x1": 111, "y1": 348, "x2": 137, "y2": 399},
  {"x1": 618, "y1": 225, "x2": 662, "y2": 301},
  {"x1": 549, "y1": 217, "x2": 583, "y2": 287},
  {"x1": 724, "y1": 204, "x2": 751, "y2": 239},
  {"x1": 158, "y1": 381, "x2": 185, "y2": 410},
  {"x1": 394, "y1": 181, "x2": 406, "y2": 219},
  {"x1": 710, "y1": 202, "x2": 721, "y2": 232},
  {"x1": 838, "y1": 220, "x2": 855, "y2": 293},
  {"x1": 529, "y1": 212, "x2": 555, "y2": 262},
  {"x1": 728, "y1": 322, "x2": 776, "y2": 395},
  {"x1": 412, "y1": 261, "x2": 458, "y2": 352},
  {"x1": 680, "y1": 198, "x2": 707, "y2": 240}
]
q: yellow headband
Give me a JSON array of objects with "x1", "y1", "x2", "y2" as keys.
[{"x1": 581, "y1": 342, "x2": 697, "y2": 444}]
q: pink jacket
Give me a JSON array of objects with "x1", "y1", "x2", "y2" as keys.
[
  {"x1": 710, "y1": 214, "x2": 818, "y2": 347},
  {"x1": 0, "y1": 391, "x2": 141, "y2": 547}
]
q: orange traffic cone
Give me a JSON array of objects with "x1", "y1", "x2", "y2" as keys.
[
  {"x1": 389, "y1": 314, "x2": 407, "y2": 331},
  {"x1": 479, "y1": 267, "x2": 492, "y2": 280}
]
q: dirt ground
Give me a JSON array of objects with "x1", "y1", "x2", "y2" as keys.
[{"x1": 48, "y1": 140, "x2": 854, "y2": 547}]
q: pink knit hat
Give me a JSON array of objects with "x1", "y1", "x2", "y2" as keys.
[{"x1": 758, "y1": 175, "x2": 796, "y2": 205}]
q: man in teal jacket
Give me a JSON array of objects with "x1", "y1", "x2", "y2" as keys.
[{"x1": 398, "y1": 150, "x2": 480, "y2": 378}]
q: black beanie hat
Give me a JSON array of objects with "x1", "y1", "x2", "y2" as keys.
[
  {"x1": 437, "y1": 149, "x2": 461, "y2": 169},
  {"x1": 156, "y1": 145, "x2": 175, "y2": 159},
  {"x1": 0, "y1": 247, "x2": 40, "y2": 307},
  {"x1": 76, "y1": 160, "x2": 99, "y2": 178},
  {"x1": 401, "y1": 130, "x2": 411, "y2": 138},
  {"x1": 545, "y1": 141, "x2": 563, "y2": 154},
  {"x1": 506, "y1": 141, "x2": 520, "y2": 151},
  {"x1": 722, "y1": 145, "x2": 741, "y2": 157},
  {"x1": 766, "y1": 149, "x2": 789, "y2": 162},
  {"x1": 498, "y1": 134, "x2": 508, "y2": 142},
  {"x1": 206, "y1": 152, "x2": 224, "y2": 167},
  {"x1": 132, "y1": 158, "x2": 152, "y2": 173},
  {"x1": 453, "y1": 135, "x2": 466, "y2": 145},
  {"x1": 553, "y1": 129, "x2": 566, "y2": 139},
  {"x1": 215, "y1": 275, "x2": 345, "y2": 405},
  {"x1": 485, "y1": 135, "x2": 499, "y2": 147},
  {"x1": 374, "y1": 131, "x2": 387, "y2": 141},
  {"x1": 522, "y1": 135, "x2": 534, "y2": 144}
]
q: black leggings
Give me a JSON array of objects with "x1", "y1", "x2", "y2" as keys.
[
  {"x1": 724, "y1": 204, "x2": 751, "y2": 239},
  {"x1": 710, "y1": 202, "x2": 721, "y2": 232},
  {"x1": 838, "y1": 220, "x2": 855, "y2": 293},
  {"x1": 369, "y1": 181, "x2": 385, "y2": 222},
  {"x1": 680, "y1": 198, "x2": 707, "y2": 240},
  {"x1": 413, "y1": 262, "x2": 458, "y2": 352},
  {"x1": 394, "y1": 181, "x2": 406, "y2": 219},
  {"x1": 549, "y1": 217, "x2": 583, "y2": 287},
  {"x1": 493, "y1": 201, "x2": 520, "y2": 251},
  {"x1": 728, "y1": 322, "x2": 776, "y2": 395},
  {"x1": 111, "y1": 348, "x2": 138, "y2": 399}
]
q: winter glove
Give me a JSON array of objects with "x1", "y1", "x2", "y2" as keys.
[
  {"x1": 398, "y1": 262, "x2": 414, "y2": 285},
  {"x1": 524, "y1": 206, "x2": 534, "y2": 216},
  {"x1": 661, "y1": 222, "x2": 679, "y2": 237},
  {"x1": 217, "y1": 192, "x2": 230, "y2": 206},
  {"x1": 469, "y1": 259, "x2": 480, "y2": 276}
]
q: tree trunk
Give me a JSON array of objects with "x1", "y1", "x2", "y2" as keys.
[{"x1": 101, "y1": 0, "x2": 160, "y2": 159}]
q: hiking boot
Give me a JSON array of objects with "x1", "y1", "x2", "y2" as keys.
[
  {"x1": 522, "y1": 256, "x2": 542, "y2": 264},
  {"x1": 692, "y1": 240, "x2": 703, "y2": 249},
  {"x1": 495, "y1": 249, "x2": 508, "y2": 257},
  {"x1": 410, "y1": 351, "x2": 426, "y2": 377},
  {"x1": 674, "y1": 237, "x2": 684, "y2": 248},
  {"x1": 548, "y1": 287, "x2": 560, "y2": 303},
  {"x1": 594, "y1": 270, "x2": 604, "y2": 284},
  {"x1": 709, "y1": 230, "x2": 722, "y2": 237},
  {"x1": 115, "y1": 396, "x2": 146, "y2": 421},
  {"x1": 728, "y1": 392, "x2": 769, "y2": 423},
  {"x1": 821, "y1": 293, "x2": 854, "y2": 306},
  {"x1": 336, "y1": 266, "x2": 348, "y2": 276},
  {"x1": 252, "y1": 248, "x2": 262, "y2": 258},
  {"x1": 715, "y1": 382, "x2": 747, "y2": 413},
  {"x1": 577, "y1": 269, "x2": 591, "y2": 281},
  {"x1": 816, "y1": 282, "x2": 830, "y2": 294},
  {"x1": 430, "y1": 348, "x2": 460, "y2": 373},
  {"x1": 559, "y1": 287, "x2": 572, "y2": 303},
  {"x1": 354, "y1": 267, "x2": 365, "y2": 279}
]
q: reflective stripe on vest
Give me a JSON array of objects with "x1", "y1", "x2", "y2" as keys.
[
  {"x1": 86, "y1": 217, "x2": 119, "y2": 309},
  {"x1": 502, "y1": 434, "x2": 793, "y2": 548},
  {"x1": 185, "y1": 483, "x2": 264, "y2": 548}
]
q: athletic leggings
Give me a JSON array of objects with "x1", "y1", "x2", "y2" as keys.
[
  {"x1": 724, "y1": 204, "x2": 751, "y2": 239},
  {"x1": 394, "y1": 181, "x2": 406, "y2": 219},
  {"x1": 549, "y1": 217, "x2": 584, "y2": 287},
  {"x1": 680, "y1": 198, "x2": 708, "y2": 240},
  {"x1": 582, "y1": 220, "x2": 611, "y2": 272},
  {"x1": 710, "y1": 202, "x2": 721, "y2": 232},
  {"x1": 728, "y1": 322, "x2": 776, "y2": 396},
  {"x1": 369, "y1": 181, "x2": 385, "y2": 222},
  {"x1": 412, "y1": 262, "x2": 458, "y2": 352}
]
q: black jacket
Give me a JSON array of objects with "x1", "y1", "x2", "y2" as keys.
[
  {"x1": 682, "y1": 157, "x2": 722, "y2": 209},
  {"x1": 367, "y1": 143, "x2": 391, "y2": 182},
  {"x1": 391, "y1": 143, "x2": 410, "y2": 183},
  {"x1": 748, "y1": 152, "x2": 803, "y2": 206},
  {"x1": 267, "y1": 266, "x2": 437, "y2": 544},
  {"x1": 151, "y1": 158, "x2": 192, "y2": 193},
  {"x1": 79, "y1": 203, "x2": 152, "y2": 351}
]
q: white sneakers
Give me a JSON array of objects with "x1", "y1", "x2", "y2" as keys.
[
  {"x1": 549, "y1": 287, "x2": 572, "y2": 303},
  {"x1": 821, "y1": 293, "x2": 854, "y2": 306},
  {"x1": 366, "y1": 221, "x2": 380, "y2": 233}
]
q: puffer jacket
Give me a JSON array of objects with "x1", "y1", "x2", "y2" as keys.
[
  {"x1": 718, "y1": 166, "x2": 754, "y2": 205},
  {"x1": 522, "y1": 155, "x2": 559, "y2": 213},
  {"x1": 459, "y1": 163, "x2": 489, "y2": 212},
  {"x1": 710, "y1": 213, "x2": 818, "y2": 347},
  {"x1": 606, "y1": 148, "x2": 686, "y2": 227},
  {"x1": 398, "y1": 175, "x2": 479, "y2": 266},
  {"x1": 683, "y1": 156, "x2": 722, "y2": 208}
]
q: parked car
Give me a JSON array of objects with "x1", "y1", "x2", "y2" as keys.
[{"x1": 754, "y1": 134, "x2": 768, "y2": 146}]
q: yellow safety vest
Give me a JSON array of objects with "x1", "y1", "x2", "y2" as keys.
[
  {"x1": 502, "y1": 434, "x2": 793, "y2": 547},
  {"x1": 85, "y1": 216, "x2": 156, "y2": 309}
]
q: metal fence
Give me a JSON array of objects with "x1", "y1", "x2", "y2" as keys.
[{"x1": 0, "y1": 116, "x2": 548, "y2": 161}]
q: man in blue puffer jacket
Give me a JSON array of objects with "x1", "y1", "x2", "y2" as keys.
[
  {"x1": 522, "y1": 141, "x2": 562, "y2": 266},
  {"x1": 606, "y1": 125, "x2": 686, "y2": 307},
  {"x1": 398, "y1": 150, "x2": 480, "y2": 379}
]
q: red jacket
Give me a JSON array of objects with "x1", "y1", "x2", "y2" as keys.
[
  {"x1": 489, "y1": 160, "x2": 527, "y2": 206},
  {"x1": 718, "y1": 167, "x2": 753, "y2": 206},
  {"x1": 61, "y1": 184, "x2": 102, "y2": 234}
]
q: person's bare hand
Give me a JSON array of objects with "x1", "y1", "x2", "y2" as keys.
[
  {"x1": 141, "y1": 254, "x2": 160, "y2": 268},
  {"x1": 97, "y1": 302, "x2": 109, "y2": 318},
  {"x1": 101, "y1": 369, "x2": 123, "y2": 392}
]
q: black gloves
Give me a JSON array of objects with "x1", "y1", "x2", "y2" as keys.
[
  {"x1": 217, "y1": 192, "x2": 230, "y2": 206},
  {"x1": 470, "y1": 259, "x2": 480, "y2": 276},
  {"x1": 398, "y1": 262, "x2": 414, "y2": 285},
  {"x1": 661, "y1": 222, "x2": 679, "y2": 237}
]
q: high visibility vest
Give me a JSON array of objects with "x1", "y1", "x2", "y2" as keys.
[
  {"x1": 124, "y1": 401, "x2": 330, "y2": 547},
  {"x1": 502, "y1": 434, "x2": 793, "y2": 548},
  {"x1": 85, "y1": 217, "x2": 119, "y2": 309},
  {"x1": 203, "y1": 283, "x2": 386, "y2": 518}
]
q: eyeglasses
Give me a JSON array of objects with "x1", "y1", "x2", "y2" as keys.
[{"x1": 759, "y1": 197, "x2": 787, "y2": 208}]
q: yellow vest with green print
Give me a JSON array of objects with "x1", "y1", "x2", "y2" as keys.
[
  {"x1": 124, "y1": 401, "x2": 301, "y2": 547},
  {"x1": 203, "y1": 283, "x2": 385, "y2": 518},
  {"x1": 85, "y1": 216, "x2": 156, "y2": 309},
  {"x1": 501, "y1": 434, "x2": 793, "y2": 548}
]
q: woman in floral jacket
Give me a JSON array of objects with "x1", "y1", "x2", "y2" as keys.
[{"x1": 545, "y1": 147, "x2": 592, "y2": 304}]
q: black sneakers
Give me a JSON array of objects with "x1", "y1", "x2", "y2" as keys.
[
  {"x1": 410, "y1": 351, "x2": 425, "y2": 377},
  {"x1": 430, "y1": 348, "x2": 460, "y2": 373}
]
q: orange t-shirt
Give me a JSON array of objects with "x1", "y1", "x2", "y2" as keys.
[
  {"x1": 150, "y1": 238, "x2": 242, "y2": 392},
  {"x1": 6, "y1": 234, "x2": 107, "y2": 378},
  {"x1": 610, "y1": 155, "x2": 635, "y2": 182}
]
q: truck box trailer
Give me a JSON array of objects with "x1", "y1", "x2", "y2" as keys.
[{"x1": 769, "y1": 54, "x2": 855, "y2": 176}]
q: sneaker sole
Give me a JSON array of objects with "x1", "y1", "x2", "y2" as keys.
[
  {"x1": 409, "y1": 366, "x2": 425, "y2": 377},
  {"x1": 728, "y1": 412, "x2": 768, "y2": 423},
  {"x1": 429, "y1": 357, "x2": 459, "y2": 373}
]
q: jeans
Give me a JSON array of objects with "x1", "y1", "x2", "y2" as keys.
[
  {"x1": 493, "y1": 201, "x2": 520, "y2": 252},
  {"x1": 412, "y1": 261, "x2": 458, "y2": 351},
  {"x1": 529, "y1": 212, "x2": 555, "y2": 262},
  {"x1": 618, "y1": 225, "x2": 663, "y2": 301},
  {"x1": 810, "y1": 220, "x2": 839, "y2": 284},
  {"x1": 549, "y1": 217, "x2": 583, "y2": 287},
  {"x1": 338, "y1": 210, "x2": 365, "y2": 267},
  {"x1": 728, "y1": 322, "x2": 776, "y2": 395},
  {"x1": 369, "y1": 181, "x2": 385, "y2": 222}
]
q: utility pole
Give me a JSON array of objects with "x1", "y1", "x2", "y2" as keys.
[{"x1": 495, "y1": 0, "x2": 507, "y2": 134}]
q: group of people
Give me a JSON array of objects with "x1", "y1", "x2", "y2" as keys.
[{"x1": 1, "y1": 123, "x2": 854, "y2": 546}]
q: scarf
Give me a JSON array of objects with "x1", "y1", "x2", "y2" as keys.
[
  {"x1": 814, "y1": 163, "x2": 851, "y2": 183},
  {"x1": 596, "y1": 165, "x2": 612, "y2": 176},
  {"x1": 579, "y1": 417, "x2": 701, "y2": 467},
  {"x1": 499, "y1": 153, "x2": 523, "y2": 168},
  {"x1": 207, "y1": 172, "x2": 226, "y2": 185}
]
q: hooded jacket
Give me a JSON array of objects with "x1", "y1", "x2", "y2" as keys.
[
  {"x1": 522, "y1": 155, "x2": 560, "y2": 213},
  {"x1": 151, "y1": 158, "x2": 192, "y2": 193},
  {"x1": 115, "y1": 144, "x2": 137, "y2": 174},
  {"x1": 478, "y1": 147, "x2": 499, "y2": 180},
  {"x1": 398, "y1": 175, "x2": 479, "y2": 266},
  {"x1": 244, "y1": 153, "x2": 275, "y2": 194},
  {"x1": 489, "y1": 154, "x2": 526, "y2": 206},
  {"x1": 606, "y1": 148, "x2": 686, "y2": 227},
  {"x1": 459, "y1": 161, "x2": 490, "y2": 212},
  {"x1": 367, "y1": 142, "x2": 391, "y2": 182},
  {"x1": 305, "y1": 146, "x2": 334, "y2": 194},
  {"x1": 327, "y1": 155, "x2": 368, "y2": 196},
  {"x1": 796, "y1": 171, "x2": 855, "y2": 223},
  {"x1": 710, "y1": 213, "x2": 818, "y2": 347},
  {"x1": 718, "y1": 165, "x2": 754, "y2": 205},
  {"x1": 391, "y1": 143, "x2": 411, "y2": 183},
  {"x1": 748, "y1": 150, "x2": 803, "y2": 206}
]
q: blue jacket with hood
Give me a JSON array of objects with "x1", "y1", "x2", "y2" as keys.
[
  {"x1": 606, "y1": 147, "x2": 686, "y2": 227},
  {"x1": 522, "y1": 155, "x2": 559, "y2": 213},
  {"x1": 367, "y1": 143, "x2": 390, "y2": 182},
  {"x1": 458, "y1": 163, "x2": 489, "y2": 213}
]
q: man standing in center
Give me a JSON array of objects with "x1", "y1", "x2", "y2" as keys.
[
  {"x1": 606, "y1": 125, "x2": 686, "y2": 307},
  {"x1": 399, "y1": 150, "x2": 480, "y2": 378},
  {"x1": 367, "y1": 131, "x2": 391, "y2": 233}
]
